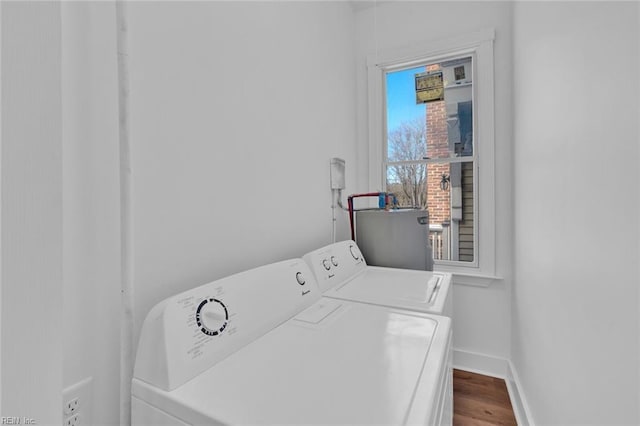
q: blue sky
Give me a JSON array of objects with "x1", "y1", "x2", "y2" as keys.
[{"x1": 386, "y1": 66, "x2": 425, "y2": 133}]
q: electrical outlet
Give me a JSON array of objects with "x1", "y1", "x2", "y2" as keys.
[
  {"x1": 64, "y1": 413, "x2": 80, "y2": 426},
  {"x1": 64, "y1": 397, "x2": 79, "y2": 415},
  {"x1": 62, "y1": 377, "x2": 92, "y2": 425}
]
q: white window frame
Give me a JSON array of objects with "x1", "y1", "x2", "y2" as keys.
[{"x1": 367, "y1": 29, "x2": 497, "y2": 283}]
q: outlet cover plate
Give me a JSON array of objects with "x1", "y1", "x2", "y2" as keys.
[{"x1": 62, "y1": 377, "x2": 92, "y2": 425}]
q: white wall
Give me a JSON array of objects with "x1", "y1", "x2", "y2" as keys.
[
  {"x1": 512, "y1": 2, "x2": 639, "y2": 424},
  {"x1": 61, "y1": 2, "x2": 121, "y2": 424},
  {"x1": 354, "y1": 1, "x2": 514, "y2": 362},
  {"x1": 1, "y1": 2, "x2": 63, "y2": 423},
  {"x1": 126, "y1": 0, "x2": 357, "y2": 361}
]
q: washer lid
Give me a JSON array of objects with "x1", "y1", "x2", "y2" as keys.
[
  {"x1": 324, "y1": 266, "x2": 451, "y2": 315},
  {"x1": 132, "y1": 300, "x2": 450, "y2": 426}
]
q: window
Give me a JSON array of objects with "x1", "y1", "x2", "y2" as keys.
[
  {"x1": 367, "y1": 29, "x2": 496, "y2": 278},
  {"x1": 385, "y1": 57, "x2": 475, "y2": 262}
]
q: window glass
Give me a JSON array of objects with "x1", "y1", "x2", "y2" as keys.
[{"x1": 384, "y1": 55, "x2": 475, "y2": 262}]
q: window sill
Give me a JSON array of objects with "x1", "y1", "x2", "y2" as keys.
[{"x1": 435, "y1": 270, "x2": 503, "y2": 287}]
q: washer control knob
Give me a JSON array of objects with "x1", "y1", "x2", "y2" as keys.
[
  {"x1": 296, "y1": 272, "x2": 306, "y2": 285},
  {"x1": 196, "y1": 298, "x2": 229, "y2": 336},
  {"x1": 322, "y1": 258, "x2": 331, "y2": 270},
  {"x1": 349, "y1": 245, "x2": 359, "y2": 260},
  {"x1": 331, "y1": 256, "x2": 338, "y2": 267}
]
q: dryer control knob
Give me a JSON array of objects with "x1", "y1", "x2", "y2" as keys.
[
  {"x1": 196, "y1": 298, "x2": 228, "y2": 337},
  {"x1": 331, "y1": 256, "x2": 338, "y2": 267},
  {"x1": 349, "y1": 245, "x2": 359, "y2": 260},
  {"x1": 322, "y1": 258, "x2": 331, "y2": 270},
  {"x1": 296, "y1": 272, "x2": 306, "y2": 285}
]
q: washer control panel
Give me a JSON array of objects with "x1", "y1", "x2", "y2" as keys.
[
  {"x1": 302, "y1": 240, "x2": 366, "y2": 293},
  {"x1": 134, "y1": 259, "x2": 320, "y2": 391}
]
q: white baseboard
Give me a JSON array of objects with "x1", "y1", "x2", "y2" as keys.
[
  {"x1": 453, "y1": 349, "x2": 533, "y2": 426},
  {"x1": 453, "y1": 348, "x2": 508, "y2": 378},
  {"x1": 505, "y1": 359, "x2": 535, "y2": 426}
]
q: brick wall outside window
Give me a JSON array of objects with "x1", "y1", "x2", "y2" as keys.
[{"x1": 425, "y1": 99, "x2": 451, "y2": 226}]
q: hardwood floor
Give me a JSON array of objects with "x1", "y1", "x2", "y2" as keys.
[{"x1": 453, "y1": 369, "x2": 518, "y2": 426}]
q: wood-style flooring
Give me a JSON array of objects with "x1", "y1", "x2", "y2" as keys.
[{"x1": 453, "y1": 369, "x2": 518, "y2": 426}]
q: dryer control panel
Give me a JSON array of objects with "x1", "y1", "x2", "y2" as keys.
[
  {"x1": 134, "y1": 259, "x2": 321, "y2": 391},
  {"x1": 303, "y1": 240, "x2": 367, "y2": 292}
]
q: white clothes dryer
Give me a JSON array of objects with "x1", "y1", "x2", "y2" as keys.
[
  {"x1": 132, "y1": 259, "x2": 452, "y2": 426},
  {"x1": 303, "y1": 240, "x2": 453, "y2": 317}
]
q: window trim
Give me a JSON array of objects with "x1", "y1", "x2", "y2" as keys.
[{"x1": 366, "y1": 28, "x2": 496, "y2": 277}]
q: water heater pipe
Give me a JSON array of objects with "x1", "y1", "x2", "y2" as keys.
[{"x1": 347, "y1": 192, "x2": 384, "y2": 241}]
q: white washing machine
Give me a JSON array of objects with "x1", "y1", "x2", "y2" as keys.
[
  {"x1": 303, "y1": 240, "x2": 453, "y2": 317},
  {"x1": 132, "y1": 259, "x2": 452, "y2": 425}
]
